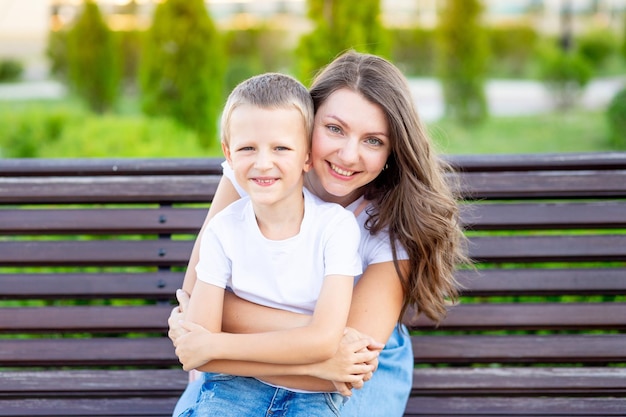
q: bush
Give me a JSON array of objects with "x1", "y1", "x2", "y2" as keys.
[
  {"x1": 535, "y1": 43, "x2": 593, "y2": 110},
  {"x1": 140, "y1": 0, "x2": 226, "y2": 148},
  {"x1": 607, "y1": 88, "x2": 626, "y2": 149},
  {"x1": 388, "y1": 27, "x2": 437, "y2": 76},
  {"x1": 487, "y1": 25, "x2": 538, "y2": 77},
  {"x1": 66, "y1": 0, "x2": 120, "y2": 113},
  {"x1": 0, "y1": 59, "x2": 24, "y2": 82},
  {"x1": 576, "y1": 28, "x2": 619, "y2": 70}
]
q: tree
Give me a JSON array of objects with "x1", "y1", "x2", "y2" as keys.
[
  {"x1": 436, "y1": 0, "x2": 489, "y2": 125},
  {"x1": 66, "y1": 0, "x2": 120, "y2": 113},
  {"x1": 294, "y1": 0, "x2": 390, "y2": 84},
  {"x1": 140, "y1": 0, "x2": 226, "y2": 148}
]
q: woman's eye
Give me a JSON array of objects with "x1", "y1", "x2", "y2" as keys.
[
  {"x1": 365, "y1": 137, "x2": 383, "y2": 146},
  {"x1": 327, "y1": 125, "x2": 341, "y2": 134}
]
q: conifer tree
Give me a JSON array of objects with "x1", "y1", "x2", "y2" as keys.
[
  {"x1": 67, "y1": 0, "x2": 120, "y2": 113},
  {"x1": 140, "y1": 0, "x2": 226, "y2": 148},
  {"x1": 437, "y1": 0, "x2": 489, "y2": 124},
  {"x1": 295, "y1": 0, "x2": 390, "y2": 83}
]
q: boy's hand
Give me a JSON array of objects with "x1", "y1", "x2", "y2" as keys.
[{"x1": 174, "y1": 320, "x2": 214, "y2": 371}]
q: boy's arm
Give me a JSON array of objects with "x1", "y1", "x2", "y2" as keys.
[{"x1": 182, "y1": 273, "x2": 354, "y2": 365}]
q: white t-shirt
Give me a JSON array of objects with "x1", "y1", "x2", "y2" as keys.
[
  {"x1": 221, "y1": 161, "x2": 409, "y2": 283},
  {"x1": 195, "y1": 187, "x2": 362, "y2": 315}
]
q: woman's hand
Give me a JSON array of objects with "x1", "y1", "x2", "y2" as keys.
[
  {"x1": 311, "y1": 327, "x2": 383, "y2": 394},
  {"x1": 168, "y1": 289, "x2": 190, "y2": 344},
  {"x1": 174, "y1": 321, "x2": 215, "y2": 371}
]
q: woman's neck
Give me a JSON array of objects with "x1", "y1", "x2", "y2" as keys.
[{"x1": 304, "y1": 171, "x2": 363, "y2": 208}]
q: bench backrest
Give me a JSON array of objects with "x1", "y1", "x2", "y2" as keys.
[{"x1": 1, "y1": 153, "x2": 625, "y2": 375}]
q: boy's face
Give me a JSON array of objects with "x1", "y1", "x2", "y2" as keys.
[{"x1": 223, "y1": 104, "x2": 311, "y2": 207}]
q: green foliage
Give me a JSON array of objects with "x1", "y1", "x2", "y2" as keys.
[
  {"x1": 116, "y1": 30, "x2": 143, "y2": 93},
  {"x1": 388, "y1": 27, "x2": 437, "y2": 76},
  {"x1": 576, "y1": 27, "x2": 619, "y2": 70},
  {"x1": 46, "y1": 29, "x2": 68, "y2": 80},
  {"x1": 606, "y1": 88, "x2": 626, "y2": 149},
  {"x1": 436, "y1": 0, "x2": 489, "y2": 125},
  {"x1": 223, "y1": 26, "x2": 291, "y2": 92},
  {"x1": 535, "y1": 42, "x2": 593, "y2": 110},
  {"x1": 0, "y1": 59, "x2": 24, "y2": 82},
  {"x1": 487, "y1": 25, "x2": 538, "y2": 77},
  {"x1": 294, "y1": 0, "x2": 390, "y2": 84},
  {"x1": 139, "y1": 0, "x2": 226, "y2": 148},
  {"x1": 66, "y1": 0, "x2": 120, "y2": 113}
]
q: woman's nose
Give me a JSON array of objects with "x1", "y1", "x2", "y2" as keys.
[{"x1": 337, "y1": 138, "x2": 360, "y2": 165}]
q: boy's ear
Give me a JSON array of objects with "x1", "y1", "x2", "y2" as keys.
[
  {"x1": 303, "y1": 151, "x2": 312, "y2": 173},
  {"x1": 221, "y1": 142, "x2": 233, "y2": 167}
]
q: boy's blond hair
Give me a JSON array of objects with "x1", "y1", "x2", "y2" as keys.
[{"x1": 220, "y1": 73, "x2": 314, "y2": 148}]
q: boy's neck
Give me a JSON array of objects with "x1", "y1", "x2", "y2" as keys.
[{"x1": 252, "y1": 192, "x2": 305, "y2": 240}]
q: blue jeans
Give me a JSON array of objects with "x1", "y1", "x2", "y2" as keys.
[
  {"x1": 177, "y1": 373, "x2": 344, "y2": 417},
  {"x1": 173, "y1": 325, "x2": 412, "y2": 417}
]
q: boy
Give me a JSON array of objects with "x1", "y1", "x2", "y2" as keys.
[{"x1": 177, "y1": 73, "x2": 362, "y2": 416}]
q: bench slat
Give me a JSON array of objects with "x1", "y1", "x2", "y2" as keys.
[
  {"x1": 0, "y1": 338, "x2": 177, "y2": 367},
  {"x1": 1, "y1": 272, "x2": 184, "y2": 299},
  {"x1": 0, "y1": 398, "x2": 179, "y2": 417},
  {"x1": 404, "y1": 396, "x2": 626, "y2": 416},
  {"x1": 457, "y1": 268, "x2": 626, "y2": 296},
  {"x1": 0, "y1": 176, "x2": 219, "y2": 204},
  {"x1": 412, "y1": 335, "x2": 626, "y2": 364},
  {"x1": 0, "y1": 208, "x2": 207, "y2": 235},
  {"x1": 3, "y1": 303, "x2": 624, "y2": 334},
  {"x1": 0, "y1": 240, "x2": 194, "y2": 266},
  {"x1": 462, "y1": 201, "x2": 626, "y2": 230}
]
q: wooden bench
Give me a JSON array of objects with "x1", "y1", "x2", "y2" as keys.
[{"x1": 1, "y1": 152, "x2": 625, "y2": 416}]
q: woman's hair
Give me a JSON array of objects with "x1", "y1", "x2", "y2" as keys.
[
  {"x1": 221, "y1": 72, "x2": 314, "y2": 147},
  {"x1": 309, "y1": 50, "x2": 470, "y2": 323}
]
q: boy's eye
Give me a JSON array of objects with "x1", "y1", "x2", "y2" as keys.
[
  {"x1": 238, "y1": 146, "x2": 254, "y2": 151},
  {"x1": 275, "y1": 146, "x2": 290, "y2": 151}
]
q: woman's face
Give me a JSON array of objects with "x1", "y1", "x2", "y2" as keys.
[{"x1": 307, "y1": 88, "x2": 391, "y2": 206}]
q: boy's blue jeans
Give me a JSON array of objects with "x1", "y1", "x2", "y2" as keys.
[
  {"x1": 177, "y1": 373, "x2": 344, "y2": 417},
  {"x1": 173, "y1": 325, "x2": 412, "y2": 417}
]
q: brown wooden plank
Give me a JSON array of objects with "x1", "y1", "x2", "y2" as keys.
[
  {"x1": 0, "y1": 272, "x2": 184, "y2": 299},
  {"x1": 461, "y1": 202, "x2": 626, "y2": 230},
  {"x1": 0, "y1": 338, "x2": 178, "y2": 367},
  {"x1": 404, "y1": 396, "x2": 626, "y2": 416},
  {"x1": 457, "y1": 170, "x2": 626, "y2": 199},
  {"x1": 411, "y1": 335, "x2": 626, "y2": 364},
  {"x1": 405, "y1": 303, "x2": 626, "y2": 330},
  {"x1": 0, "y1": 157, "x2": 223, "y2": 176},
  {"x1": 0, "y1": 175, "x2": 220, "y2": 204},
  {"x1": 456, "y1": 268, "x2": 626, "y2": 296},
  {"x1": 411, "y1": 367, "x2": 626, "y2": 395},
  {"x1": 0, "y1": 208, "x2": 207, "y2": 235},
  {"x1": 0, "y1": 398, "x2": 179, "y2": 416},
  {"x1": 0, "y1": 305, "x2": 173, "y2": 333},
  {"x1": 0, "y1": 240, "x2": 194, "y2": 267},
  {"x1": 469, "y1": 234, "x2": 626, "y2": 263},
  {"x1": 0, "y1": 369, "x2": 187, "y2": 395}
]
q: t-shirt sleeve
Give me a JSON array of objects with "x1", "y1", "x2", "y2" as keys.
[
  {"x1": 323, "y1": 210, "x2": 362, "y2": 277},
  {"x1": 364, "y1": 228, "x2": 409, "y2": 266},
  {"x1": 195, "y1": 222, "x2": 232, "y2": 288},
  {"x1": 221, "y1": 160, "x2": 248, "y2": 198}
]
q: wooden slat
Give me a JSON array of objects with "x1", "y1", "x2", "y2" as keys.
[
  {"x1": 461, "y1": 202, "x2": 626, "y2": 230},
  {"x1": 0, "y1": 175, "x2": 220, "y2": 204},
  {"x1": 0, "y1": 369, "x2": 187, "y2": 396},
  {"x1": 0, "y1": 338, "x2": 178, "y2": 367},
  {"x1": 0, "y1": 272, "x2": 184, "y2": 299},
  {"x1": 456, "y1": 268, "x2": 626, "y2": 296},
  {"x1": 0, "y1": 398, "x2": 179, "y2": 417},
  {"x1": 412, "y1": 367, "x2": 626, "y2": 395},
  {"x1": 406, "y1": 303, "x2": 626, "y2": 330},
  {"x1": 0, "y1": 208, "x2": 207, "y2": 235},
  {"x1": 457, "y1": 170, "x2": 626, "y2": 199},
  {"x1": 0, "y1": 305, "x2": 172, "y2": 333},
  {"x1": 469, "y1": 234, "x2": 626, "y2": 263},
  {"x1": 411, "y1": 335, "x2": 626, "y2": 364},
  {"x1": 404, "y1": 396, "x2": 626, "y2": 416},
  {"x1": 0, "y1": 240, "x2": 194, "y2": 267}
]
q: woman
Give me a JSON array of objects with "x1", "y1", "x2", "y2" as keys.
[{"x1": 170, "y1": 50, "x2": 469, "y2": 416}]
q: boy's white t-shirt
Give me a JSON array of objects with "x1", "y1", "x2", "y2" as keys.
[
  {"x1": 195, "y1": 187, "x2": 362, "y2": 315},
  {"x1": 220, "y1": 161, "x2": 409, "y2": 283}
]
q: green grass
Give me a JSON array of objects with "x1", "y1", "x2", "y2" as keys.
[{"x1": 429, "y1": 109, "x2": 614, "y2": 155}]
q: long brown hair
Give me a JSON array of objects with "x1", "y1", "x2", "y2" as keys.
[{"x1": 309, "y1": 50, "x2": 470, "y2": 323}]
